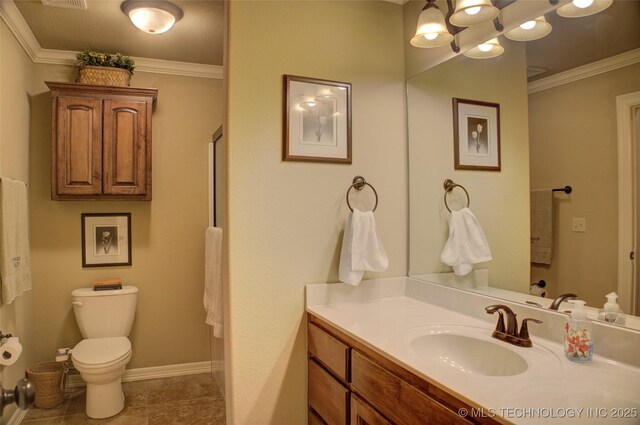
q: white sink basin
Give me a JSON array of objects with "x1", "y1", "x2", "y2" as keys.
[{"x1": 409, "y1": 332, "x2": 528, "y2": 377}]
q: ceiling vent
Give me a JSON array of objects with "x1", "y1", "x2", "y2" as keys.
[
  {"x1": 527, "y1": 66, "x2": 548, "y2": 79},
  {"x1": 41, "y1": 0, "x2": 87, "y2": 10}
]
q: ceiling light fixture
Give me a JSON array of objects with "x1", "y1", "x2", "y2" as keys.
[
  {"x1": 556, "y1": 0, "x2": 612, "y2": 18},
  {"x1": 504, "y1": 16, "x2": 552, "y2": 41},
  {"x1": 449, "y1": 0, "x2": 499, "y2": 27},
  {"x1": 463, "y1": 38, "x2": 504, "y2": 59},
  {"x1": 120, "y1": 0, "x2": 183, "y2": 34},
  {"x1": 410, "y1": 0, "x2": 454, "y2": 48}
]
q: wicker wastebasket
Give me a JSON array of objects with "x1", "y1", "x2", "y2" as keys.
[{"x1": 26, "y1": 361, "x2": 65, "y2": 408}]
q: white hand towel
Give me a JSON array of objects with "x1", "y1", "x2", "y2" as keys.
[
  {"x1": 339, "y1": 209, "x2": 389, "y2": 286},
  {"x1": 204, "y1": 227, "x2": 223, "y2": 338},
  {"x1": 530, "y1": 189, "x2": 553, "y2": 264},
  {"x1": 0, "y1": 178, "x2": 32, "y2": 305},
  {"x1": 440, "y1": 207, "x2": 492, "y2": 276}
]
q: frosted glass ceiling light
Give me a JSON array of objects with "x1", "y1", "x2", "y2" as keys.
[
  {"x1": 449, "y1": 0, "x2": 499, "y2": 27},
  {"x1": 463, "y1": 38, "x2": 504, "y2": 59},
  {"x1": 504, "y1": 16, "x2": 552, "y2": 41},
  {"x1": 410, "y1": 0, "x2": 454, "y2": 48},
  {"x1": 557, "y1": 0, "x2": 612, "y2": 18},
  {"x1": 121, "y1": 0, "x2": 183, "y2": 34}
]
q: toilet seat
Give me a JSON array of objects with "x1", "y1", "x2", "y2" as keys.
[{"x1": 73, "y1": 337, "x2": 131, "y2": 368}]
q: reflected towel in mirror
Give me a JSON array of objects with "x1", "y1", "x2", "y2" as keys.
[
  {"x1": 441, "y1": 207, "x2": 492, "y2": 276},
  {"x1": 530, "y1": 189, "x2": 553, "y2": 264}
]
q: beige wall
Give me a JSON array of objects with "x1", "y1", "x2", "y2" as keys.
[
  {"x1": 0, "y1": 20, "x2": 37, "y2": 423},
  {"x1": 28, "y1": 64, "x2": 223, "y2": 369},
  {"x1": 225, "y1": 1, "x2": 407, "y2": 423},
  {"x1": 407, "y1": 40, "x2": 531, "y2": 292},
  {"x1": 529, "y1": 63, "x2": 640, "y2": 306}
]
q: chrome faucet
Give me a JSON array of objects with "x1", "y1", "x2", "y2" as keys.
[
  {"x1": 485, "y1": 304, "x2": 542, "y2": 348},
  {"x1": 549, "y1": 293, "x2": 577, "y2": 310}
]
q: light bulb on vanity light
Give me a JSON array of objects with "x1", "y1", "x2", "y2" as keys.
[
  {"x1": 449, "y1": 0, "x2": 499, "y2": 27},
  {"x1": 463, "y1": 38, "x2": 504, "y2": 59},
  {"x1": 557, "y1": 0, "x2": 612, "y2": 18},
  {"x1": 504, "y1": 16, "x2": 552, "y2": 41},
  {"x1": 410, "y1": 0, "x2": 454, "y2": 48}
]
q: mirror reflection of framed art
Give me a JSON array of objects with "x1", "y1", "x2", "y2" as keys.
[{"x1": 453, "y1": 98, "x2": 501, "y2": 171}]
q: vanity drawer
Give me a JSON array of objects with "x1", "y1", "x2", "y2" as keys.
[
  {"x1": 309, "y1": 408, "x2": 325, "y2": 425},
  {"x1": 351, "y1": 394, "x2": 391, "y2": 425},
  {"x1": 351, "y1": 350, "x2": 473, "y2": 425},
  {"x1": 309, "y1": 358, "x2": 349, "y2": 425},
  {"x1": 308, "y1": 322, "x2": 350, "y2": 382}
]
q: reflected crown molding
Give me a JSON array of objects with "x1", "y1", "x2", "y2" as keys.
[
  {"x1": 0, "y1": 0, "x2": 222, "y2": 79},
  {"x1": 528, "y1": 48, "x2": 640, "y2": 94}
]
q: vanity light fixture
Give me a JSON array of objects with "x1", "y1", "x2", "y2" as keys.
[
  {"x1": 449, "y1": 0, "x2": 499, "y2": 27},
  {"x1": 410, "y1": 0, "x2": 454, "y2": 48},
  {"x1": 504, "y1": 16, "x2": 552, "y2": 41},
  {"x1": 120, "y1": 0, "x2": 183, "y2": 34},
  {"x1": 462, "y1": 38, "x2": 504, "y2": 59},
  {"x1": 556, "y1": 0, "x2": 613, "y2": 18}
]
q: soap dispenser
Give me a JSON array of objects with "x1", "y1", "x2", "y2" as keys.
[
  {"x1": 564, "y1": 300, "x2": 593, "y2": 362},
  {"x1": 597, "y1": 292, "x2": 626, "y2": 326}
]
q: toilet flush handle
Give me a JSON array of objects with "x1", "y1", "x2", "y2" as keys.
[{"x1": 72, "y1": 301, "x2": 83, "y2": 307}]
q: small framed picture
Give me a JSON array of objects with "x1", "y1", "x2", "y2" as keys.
[
  {"x1": 81, "y1": 213, "x2": 131, "y2": 267},
  {"x1": 283, "y1": 75, "x2": 352, "y2": 163},
  {"x1": 453, "y1": 98, "x2": 501, "y2": 171}
]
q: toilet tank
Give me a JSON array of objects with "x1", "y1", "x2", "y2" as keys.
[{"x1": 71, "y1": 286, "x2": 138, "y2": 339}]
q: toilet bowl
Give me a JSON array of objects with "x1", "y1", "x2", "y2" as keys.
[
  {"x1": 71, "y1": 286, "x2": 138, "y2": 419},
  {"x1": 72, "y1": 337, "x2": 132, "y2": 418}
]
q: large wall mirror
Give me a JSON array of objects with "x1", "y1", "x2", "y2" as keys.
[{"x1": 407, "y1": 0, "x2": 640, "y2": 330}]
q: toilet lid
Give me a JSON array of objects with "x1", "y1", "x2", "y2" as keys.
[{"x1": 73, "y1": 337, "x2": 131, "y2": 365}]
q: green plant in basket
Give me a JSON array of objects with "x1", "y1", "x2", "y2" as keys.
[{"x1": 76, "y1": 50, "x2": 135, "y2": 74}]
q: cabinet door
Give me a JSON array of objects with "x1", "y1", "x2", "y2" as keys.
[
  {"x1": 103, "y1": 99, "x2": 150, "y2": 196},
  {"x1": 351, "y1": 395, "x2": 391, "y2": 425},
  {"x1": 54, "y1": 96, "x2": 102, "y2": 196}
]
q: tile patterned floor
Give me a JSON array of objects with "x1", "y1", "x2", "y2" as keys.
[{"x1": 22, "y1": 373, "x2": 225, "y2": 425}]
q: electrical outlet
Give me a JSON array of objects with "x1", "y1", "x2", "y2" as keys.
[{"x1": 572, "y1": 218, "x2": 586, "y2": 232}]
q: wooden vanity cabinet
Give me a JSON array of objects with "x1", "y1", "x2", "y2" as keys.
[
  {"x1": 308, "y1": 314, "x2": 500, "y2": 425},
  {"x1": 46, "y1": 82, "x2": 158, "y2": 201}
]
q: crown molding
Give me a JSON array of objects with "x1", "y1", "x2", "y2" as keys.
[
  {"x1": 0, "y1": 0, "x2": 222, "y2": 79},
  {"x1": 0, "y1": 0, "x2": 41, "y2": 61},
  {"x1": 528, "y1": 48, "x2": 640, "y2": 94}
]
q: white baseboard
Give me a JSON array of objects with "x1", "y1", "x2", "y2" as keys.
[{"x1": 68, "y1": 360, "x2": 217, "y2": 388}]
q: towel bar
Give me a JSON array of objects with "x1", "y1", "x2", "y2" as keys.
[
  {"x1": 443, "y1": 179, "x2": 470, "y2": 213},
  {"x1": 552, "y1": 186, "x2": 572, "y2": 194},
  {"x1": 346, "y1": 176, "x2": 378, "y2": 212}
]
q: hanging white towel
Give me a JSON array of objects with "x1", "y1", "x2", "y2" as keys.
[
  {"x1": 339, "y1": 209, "x2": 389, "y2": 286},
  {"x1": 530, "y1": 189, "x2": 553, "y2": 264},
  {"x1": 204, "y1": 227, "x2": 223, "y2": 338},
  {"x1": 0, "y1": 177, "x2": 32, "y2": 305},
  {"x1": 441, "y1": 207, "x2": 492, "y2": 276}
]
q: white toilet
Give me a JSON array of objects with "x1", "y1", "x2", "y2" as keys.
[{"x1": 71, "y1": 286, "x2": 138, "y2": 419}]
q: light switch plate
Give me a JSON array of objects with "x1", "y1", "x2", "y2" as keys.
[{"x1": 572, "y1": 218, "x2": 586, "y2": 232}]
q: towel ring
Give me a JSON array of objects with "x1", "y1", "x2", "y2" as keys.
[
  {"x1": 346, "y1": 176, "x2": 378, "y2": 212},
  {"x1": 443, "y1": 179, "x2": 470, "y2": 213}
]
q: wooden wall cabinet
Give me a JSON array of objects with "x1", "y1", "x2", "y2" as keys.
[
  {"x1": 308, "y1": 314, "x2": 501, "y2": 425},
  {"x1": 46, "y1": 82, "x2": 158, "y2": 201}
]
